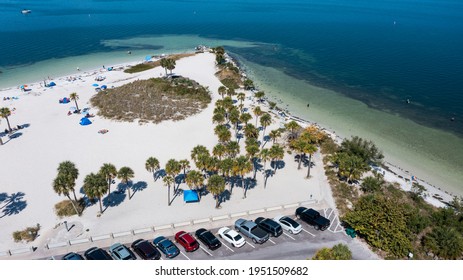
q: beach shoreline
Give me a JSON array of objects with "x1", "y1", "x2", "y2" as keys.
[{"x1": 0, "y1": 49, "x2": 455, "y2": 258}]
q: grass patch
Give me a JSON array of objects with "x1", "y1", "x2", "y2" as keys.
[
  {"x1": 13, "y1": 224, "x2": 41, "y2": 243},
  {"x1": 91, "y1": 77, "x2": 211, "y2": 123},
  {"x1": 216, "y1": 63, "x2": 242, "y2": 89},
  {"x1": 54, "y1": 200, "x2": 84, "y2": 218},
  {"x1": 124, "y1": 53, "x2": 195, "y2": 74}
]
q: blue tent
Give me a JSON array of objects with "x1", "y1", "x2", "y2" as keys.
[
  {"x1": 145, "y1": 55, "x2": 152, "y2": 61},
  {"x1": 48, "y1": 81, "x2": 56, "y2": 87},
  {"x1": 183, "y1": 190, "x2": 199, "y2": 203},
  {"x1": 79, "y1": 117, "x2": 92, "y2": 126},
  {"x1": 101, "y1": 85, "x2": 107, "y2": 90}
]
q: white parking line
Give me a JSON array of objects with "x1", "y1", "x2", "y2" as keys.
[
  {"x1": 222, "y1": 243, "x2": 234, "y2": 253},
  {"x1": 180, "y1": 251, "x2": 190, "y2": 260},
  {"x1": 246, "y1": 241, "x2": 256, "y2": 248},
  {"x1": 200, "y1": 245, "x2": 213, "y2": 257},
  {"x1": 327, "y1": 209, "x2": 334, "y2": 219},
  {"x1": 302, "y1": 228, "x2": 315, "y2": 237},
  {"x1": 268, "y1": 238, "x2": 276, "y2": 244},
  {"x1": 283, "y1": 232, "x2": 296, "y2": 240}
]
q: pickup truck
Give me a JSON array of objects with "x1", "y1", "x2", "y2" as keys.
[
  {"x1": 234, "y1": 218, "x2": 269, "y2": 244},
  {"x1": 295, "y1": 207, "x2": 331, "y2": 231}
]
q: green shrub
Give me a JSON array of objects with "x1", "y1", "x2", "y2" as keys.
[{"x1": 54, "y1": 200, "x2": 84, "y2": 218}]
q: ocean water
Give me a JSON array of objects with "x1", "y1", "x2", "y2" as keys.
[{"x1": 1, "y1": 0, "x2": 463, "y2": 193}]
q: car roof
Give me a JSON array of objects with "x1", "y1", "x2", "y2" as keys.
[{"x1": 179, "y1": 232, "x2": 196, "y2": 243}]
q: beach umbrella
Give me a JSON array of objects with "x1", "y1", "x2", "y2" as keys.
[
  {"x1": 92, "y1": 83, "x2": 99, "y2": 87},
  {"x1": 101, "y1": 85, "x2": 107, "y2": 90},
  {"x1": 79, "y1": 117, "x2": 92, "y2": 126}
]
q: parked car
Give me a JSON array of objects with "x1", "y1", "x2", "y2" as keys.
[
  {"x1": 217, "y1": 227, "x2": 245, "y2": 248},
  {"x1": 195, "y1": 228, "x2": 221, "y2": 250},
  {"x1": 131, "y1": 239, "x2": 161, "y2": 260},
  {"x1": 153, "y1": 236, "x2": 180, "y2": 258},
  {"x1": 274, "y1": 215, "x2": 302, "y2": 234},
  {"x1": 84, "y1": 247, "x2": 113, "y2": 260},
  {"x1": 255, "y1": 217, "x2": 283, "y2": 237},
  {"x1": 62, "y1": 252, "x2": 84, "y2": 260},
  {"x1": 109, "y1": 243, "x2": 136, "y2": 260},
  {"x1": 175, "y1": 231, "x2": 200, "y2": 252},
  {"x1": 295, "y1": 207, "x2": 331, "y2": 231},
  {"x1": 234, "y1": 218, "x2": 269, "y2": 244}
]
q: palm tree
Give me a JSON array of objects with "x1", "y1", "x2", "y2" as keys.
[
  {"x1": 214, "y1": 124, "x2": 231, "y2": 143},
  {"x1": 333, "y1": 153, "x2": 367, "y2": 184},
  {"x1": 246, "y1": 143, "x2": 260, "y2": 179},
  {"x1": 207, "y1": 174, "x2": 226, "y2": 208},
  {"x1": 191, "y1": 145, "x2": 209, "y2": 164},
  {"x1": 233, "y1": 156, "x2": 253, "y2": 198},
  {"x1": 269, "y1": 129, "x2": 282, "y2": 144},
  {"x1": 99, "y1": 163, "x2": 117, "y2": 201},
  {"x1": 213, "y1": 143, "x2": 227, "y2": 159},
  {"x1": 145, "y1": 156, "x2": 160, "y2": 180},
  {"x1": 259, "y1": 113, "x2": 272, "y2": 141},
  {"x1": 243, "y1": 123, "x2": 259, "y2": 139},
  {"x1": 237, "y1": 92, "x2": 246, "y2": 107},
  {"x1": 166, "y1": 58, "x2": 176, "y2": 74},
  {"x1": 196, "y1": 154, "x2": 210, "y2": 175},
  {"x1": 285, "y1": 121, "x2": 301, "y2": 140},
  {"x1": 163, "y1": 175, "x2": 174, "y2": 206},
  {"x1": 212, "y1": 112, "x2": 226, "y2": 125},
  {"x1": 226, "y1": 141, "x2": 240, "y2": 158},
  {"x1": 254, "y1": 91, "x2": 265, "y2": 102},
  {"x1": 165, "y1": 159, "x2": 180, "y2": 188},
  {"x1": 178, "y1": 159, "x2": 190, "y2": 179},
  {"x1": 205, "y1": 156, "x2": 221, "y2": 175},
  {"x1": 57, "y1": 161, "x2": 79, "y2": 202},
  {"x1": 218, "y1": 86, "x2": 227, "y2": 99},
  {"x1": 52, "y1": 174, "x2": 80, "y2": 215},
  {"x1": 305, "y1": 144, "x2": 318, "y2": 178},
  {"x1": 253, "y1": 106, "x2": 262, "y2": 126},
  {"x1": 186, "y1": 170, "x2": 204, "y2": 201},
  {"x1": 83, "y1": 172, "x2": 108, "y2": 214},
  {"x1": 160, "y1": 58, "x2": 168, "y2": 76},
  {"x1": 117, "y1": 167, "x2": 135, "y2": 199},
  {"x1": 228, "y1": 108, "x2": 240, "y2": 134},
  {"x1": 0, "y1": 107, "x2": 12, "y2": 132},
  {"x1": 259, "y1": 148, "x2": 271, "y2": 170},
  {"x1": 69, "y1": 92, "x2": 80, "y2": 111},
  {"x1": 239, "y1": 113, "x2": 252, "y2": 127},
  {"x1": 269, "y1": 144, "x2": 285, "y2": 174},
  {"x1": 219, "y1": 158, "x2": 234, "y2": 178}
]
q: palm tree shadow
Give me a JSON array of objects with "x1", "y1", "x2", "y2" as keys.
[
  {"x1": 270, "y1": 160, "x2": 286, "y2": 172},
  {"x1": 295, "y1": 154, "x2": 308, "y2": 163},
  {"x1": 253, "y1": 158, "x2": 263, "y2": 173},
  {"x1": 219, "y1": 189, "x2": 231, "y2": 206},
  {"x1": 103, "y1": 191, "x2": 126, "y2": 208},
  {"x1": 170, "y1": 188, "x2": 184, "y2": 205},
  {"x1": 0, "y1": 192, "x2": 27, "y2": 218},
  {"x1": 244, "y1": 177, "x2": 257, "y2": 190},
  {"x1": 131, "y1": 181, "x2": 148, "y2": 198},
  {"x1": 154, "y1": 169, "x2": 166, "y2": 181},
  {"x1": 263, "y1": 169, "x2": 275, "y2": 189},
  {"x1": 2, "y1": 132, "x2": 23, "y2": 144},
  {"x1": 0, "y1": 192, "x2": 8, "y2": 205}
]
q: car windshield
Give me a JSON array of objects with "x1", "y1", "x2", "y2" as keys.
[{"x1": 282, "y1": 217, "x2": 299, "y2": 228}]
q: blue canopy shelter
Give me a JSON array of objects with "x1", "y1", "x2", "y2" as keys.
[
  {"x1": 183, "y1": 190, "x2": 199, "y2": 203},
  {"x1": 79, "y1": 117, "x2": 92, "y2": 126}
]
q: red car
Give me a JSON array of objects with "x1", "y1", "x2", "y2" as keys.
[{"x1": 175, "y1": 231, "x2": 200, "y2": 252}]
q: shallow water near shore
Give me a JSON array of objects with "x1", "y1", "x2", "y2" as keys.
[{"x1": 240, "y1": 58, "x2": 463, "y2": 196}]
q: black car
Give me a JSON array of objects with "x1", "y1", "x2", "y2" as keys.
[
  {"x1": 295, "y1": 207, "x2": 331, "y2": 231},
  {"x1": 195, "y1": 228, "x2": 222, "y2": 250},
  {"x1": 62, "y1": 252, "x2": 84, "y2": 260},
  {"x1": 84, "y1": 247, "x2": 113, "y2": 260},
  {"x1": 255, "y1": 217, "x2": 283, "y2": 237},
  {"x1": 131, "y1": 239, "x2": 161, "y2": 260}
]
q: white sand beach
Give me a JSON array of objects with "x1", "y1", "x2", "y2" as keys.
[
  {"x1": 0, "y1": 51, "x2": 453, "y2": 259},
  {"x1": 0, "y1": 52, "x2": 337, "y2": 256}
]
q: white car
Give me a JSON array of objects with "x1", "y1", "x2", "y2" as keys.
[
  {"x1": 274, "y1": 215, "x2": 302, "y2": 234},
  {"x1": 217, "y1": 227, "x2": 245, "y2": 248}
]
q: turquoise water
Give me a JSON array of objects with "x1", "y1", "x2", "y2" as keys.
[{"x1": 1, "y1": 0, "x2": 463, "y2": 193}]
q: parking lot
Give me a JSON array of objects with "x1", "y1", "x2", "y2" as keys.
[{"x1": 46, "y1": 208, "x2": 377, "y2": 260}]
